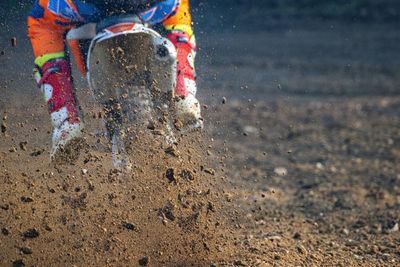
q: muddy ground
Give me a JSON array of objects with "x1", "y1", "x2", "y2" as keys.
[{"x1": 1, "y1": 8, "x2": 400, "y2": 267}]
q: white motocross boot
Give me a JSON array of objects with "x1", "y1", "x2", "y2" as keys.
[{"x1": 167, "y1": 29, "x2": 203, "y2": 130}]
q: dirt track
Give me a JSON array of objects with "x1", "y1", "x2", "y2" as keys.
[{"x1": 1, "y1": 8, "x2": 400, "y2": 267}]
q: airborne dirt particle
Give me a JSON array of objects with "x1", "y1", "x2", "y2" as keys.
[
  {"x1": 20, "y1": 247, "x2": 33, "y2": 255},
  {"x1": 138, "y1": 257, "x2": 149, "y2": 266},
  {"x1": 203, "y1": 168, "x2": 215, "y2": 175},
  {"x1": 20, "y1": 196, "x2": 33, "y2": 203},
  {"x1": 12, "y1": 259, "x2": 24, "y2": 267},
  {"x1": 122, "y1": 222, "x2": 137, "y2": 231},
  {"x1": 152, "y1": 129, "x2": 165, "y2": 136},
  {"x1": 296, "y1": 245, "x2": 307, "y2": 255},
  {"x1": 30, "y1": 148, "x2": 44, "y2": 157},
  {"x1": 234, "y1": 260, "x2": 246, "y2": 266},
  {"x1": 1, "y1": 122, "x2": 7, "y2": 134},
  {"x1": 23, "y1": 228, "x2": 39, "y2": 239},
  {"x1": 19, "y1": 141, "x2": 27, "y2": 151},
  {"x1": 207, "y1": 202, "x2": 216, "y2": 213},
  {"x1": 162, "y1": 204, "x2": 175, "y2": 221},
  {"x1": 2, "y1": 228, "x2": 9, "y2": 235},
  {"x1": 165, "y1": 168, "x2": 175, "y2": 183},
  {"x1": 87, "y1": 180, "x2": 94, "y2": 191},
  {"x1": 293, "y1": 232, "x2": 301, "y2": 239},
  {"x1": 164, "y1": 146, "x2": 178, "y2": 156}
]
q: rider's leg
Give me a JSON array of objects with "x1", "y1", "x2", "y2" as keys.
[
  {"x1": 28, "y1": 9, "x2": 84, "y2": 160},
  {"x1": 163, "y1": 0, "x2": 202, "y2": 127}
]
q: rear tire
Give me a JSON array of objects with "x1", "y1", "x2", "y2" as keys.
[{"x1": 103, "y1": 85, "x2": 175, "y2": 172}]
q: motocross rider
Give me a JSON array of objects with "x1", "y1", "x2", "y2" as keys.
[{"x1": 27, "y1": 0, "x2": 202, "y2": 160}]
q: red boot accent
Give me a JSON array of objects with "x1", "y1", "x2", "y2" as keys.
[
  {"x1": 167, "y1": 31, "x2": 195, "y2": 97},
  {"x1": 39, "y1": 60, "x2": 80, "y2": 124}
]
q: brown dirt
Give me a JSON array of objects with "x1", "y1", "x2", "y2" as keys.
[
  {"x1": 0, "y1": 121, "x2": 226, "y2": 266},
  {"x1": 1, "y1": 12, "x2": 400, "y2": 267}
]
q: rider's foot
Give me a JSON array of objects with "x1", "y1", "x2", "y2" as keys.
[
  {"x1": 34, "y1": 59, "x2": 85, "y2": 162},
  {"x1": 167, "y1": 30, "x2": 203, "y2": 129}
]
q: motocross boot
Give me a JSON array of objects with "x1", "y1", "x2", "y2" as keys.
[
  {"x1": 167, "y1": 30, "x2": 203, "y2": 129},
  {"x1": 34, "y1": 59, "x2": 84, "y2": 161}
]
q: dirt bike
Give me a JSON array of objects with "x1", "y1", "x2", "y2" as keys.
[{"x1": 66, "y1": 15, "x2": 182, "y2": 172}]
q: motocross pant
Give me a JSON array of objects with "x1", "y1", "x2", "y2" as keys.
[{"x1": 28, "y1": 0, "x2": 193, "y2": 72}]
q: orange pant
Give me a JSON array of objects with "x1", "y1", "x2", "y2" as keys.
[{"x1": 28, "y1": 0, "x2": 193, "y2": 71}]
